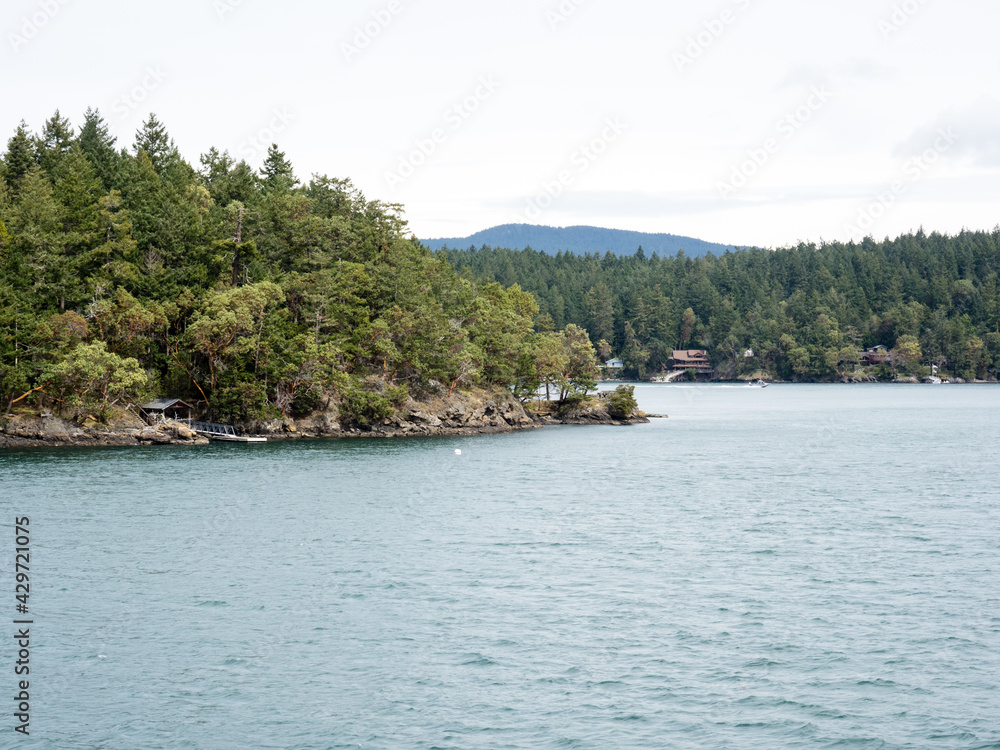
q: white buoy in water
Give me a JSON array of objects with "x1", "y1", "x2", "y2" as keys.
[{"x1": 455, "y1": 449, "x2": 462, "y2": 455}]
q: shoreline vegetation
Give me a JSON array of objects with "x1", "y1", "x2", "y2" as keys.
[
  {"x1": 3, "y1": 109, "x2": 998, "y2": 446},
  {"x1": 0, "y1": 386, "x2": 649, "y2": 449},
  {"x1": 442, "y1": 232, "x2": 1000, "y2": 384},
  {"x1": 1, "y1": 110, "x2": 613, "y2": 433}
]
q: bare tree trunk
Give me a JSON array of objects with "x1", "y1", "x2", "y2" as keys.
[{"x1": 231, "y1": 206, "x2": 245, "y2": 287}]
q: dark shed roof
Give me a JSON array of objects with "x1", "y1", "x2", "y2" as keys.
[{"x1": 141, "y1": 398, "x2": 195, "y2": 411}]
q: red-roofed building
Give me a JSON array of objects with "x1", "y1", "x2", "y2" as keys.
[
  {"x1": 860, "y1": 346, "x2": 891, "y2": 367},
  {"x1": 670, "y1": 350, "x2": 714, "y2": 376}
]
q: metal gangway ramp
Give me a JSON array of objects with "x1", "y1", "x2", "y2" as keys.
[{"x1": 186, "y1": 421, "x2": 267, "y2": 443}]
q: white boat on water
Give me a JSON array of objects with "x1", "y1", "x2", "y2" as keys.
[{"x1": 746, "y1": 379, "x2": 768, "y2": 388}]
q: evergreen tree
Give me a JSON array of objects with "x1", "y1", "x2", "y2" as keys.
[
  {"x1": 8, "y1": 165, "x2": 79, "y2": 311},
  {"x1": 78, "y1": 107, "x2": 122, "y2": 191},
  {"x1": 34, "y1": 110, "x2": 75, "y2": 178},
  {"x1": 93, "y1": 191, "x2": 139, "y2": 287},
  {"x1": 622, "y1": 320, "x2": 650, "y2": 379},
  {"x1": 119, "y1": 151, "x2": 163, "y2": 248},
  {"x1": 54, "y1": 144, "x2": 102, "y2": 229},
  {"x1": 260, "y1": 144, "x2": 298, "y2": 194},
  {"x1": 199, "y1": 149, "x2": 259, "y2": 207},
  {"x1": 2, "y1": 121, "x2": 36, "y2": 192},
  {"x1": 53, "y1": 144, "x2": 103, "y2": 294},
  {"x1": 583, "y1": 282, "x2": 615, "y2": 344},
  {"x1": 133, "y1": 113, "x2": 180, "y2": 176}
]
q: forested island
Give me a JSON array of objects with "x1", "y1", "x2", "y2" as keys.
[
  {"x1": 2, "y1": 109, "x2": 998, "y2": 445},
  {"x1": 442, "y1": 231, "x2": 1000, "y2": 382},
  {"x1": 0, "y1": 110, "x2": 613, "y2": 436}
]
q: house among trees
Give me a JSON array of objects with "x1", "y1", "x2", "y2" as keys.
[
  {"x1": 140, "y1": 398, "x2": 195, "y2": 424},
  {"x1": 600, "y1": 358, "x2": 624, "y2": 380},
  {"x1": 670, "y1": 350, "x2": 714, "y2": 377},
  {"x1": 860, "y1": 346, "x2": 891, "y2": 367}
]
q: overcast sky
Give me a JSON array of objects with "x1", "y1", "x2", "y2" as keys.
[{"x1": 4, "y1": 0, "x2": 999, "y2": 248}]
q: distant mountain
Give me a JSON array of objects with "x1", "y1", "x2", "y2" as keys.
[{"x1": 421, "y1": 224, "x2": 740, "y2": 258}]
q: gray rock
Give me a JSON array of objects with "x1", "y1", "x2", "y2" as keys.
[
  {"x1": 139, "y1": 429, "x2": 172, "y2": 444},
  {"x1": 409, "y1": 411, "x2": 442, "y2": 427},
  {"x1": 39, "y1": 419, "x2": 72, "y2": 439}
]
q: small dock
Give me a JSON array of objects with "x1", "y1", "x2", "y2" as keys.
[{"x1": 186, "y1": 421, "x2": 267, "y2": 443}]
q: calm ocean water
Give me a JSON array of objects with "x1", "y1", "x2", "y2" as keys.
[{"x1": 2, "y1": 384, "x2": 999, "y2": 749}]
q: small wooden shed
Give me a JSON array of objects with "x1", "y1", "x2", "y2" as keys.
[{"x1": 141, "y1": 398, "x2": 195, "y2": 424}]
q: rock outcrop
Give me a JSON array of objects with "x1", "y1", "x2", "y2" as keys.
[
  {"x1": 0, "y1": 415, "x2": 209, "y2": 449},
  {"x1": 1, "y1": 387, "x2": 649, "y2": 449},
  {"x1": 246, "y1": 387, "x2": 544, "y2": 440},
  {"x1": 531, "y1": 390, "x2": 650, "y2": 427}
]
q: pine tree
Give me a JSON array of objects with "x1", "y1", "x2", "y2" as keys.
[
  {"x1": 622, "y1": 320, "x2": 650, "y2": 379},
  {"x1": 118, "y1": 151, "x2": 164, "y2": 263},
  {"x1": 680, "y1": 307, "x2": 697, "y2": 347},
  {"x1": 260, "y1": 144, "x2": 298, "y2": 194},
  {"x1": 54, "y1": 144, "x2": 102, "y2": 229},
  {"x1": 78, "y1": 107, "x2": 122, "y2": 192},
  {"x1": 8, "y1": 165, "x2": 79, "y2": 311},
  {"x1": 199, "y1": 149, "x2": 259, "y2": 206},
  {"x1": 54, "y1": 144, "x2": 103, "y2": 291},
  {"x1": 34, "y1": 110, "x2": 75, "y2": 178},
  {"x1": 133, "y1": 113, "x2": 179, "y2": 176},
  {"x1": 2, "y1": 121, "x2": 36, "y2": 192},
  {"x1": 229, "y1": 160, "x2": 261, "y2": 204},
  {"x1": 583, "y1": 282, "x2": 614, "y2": 344},
  {"x1": 199, "y1": 147, "x2": 233, "y2": 193},
  {"x1": 93, "y1": 191, "x2": 139, "y2": 286}
]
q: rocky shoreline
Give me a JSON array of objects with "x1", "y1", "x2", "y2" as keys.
[
  {"x1": 0, "y1": 388, "x2": 650, "y2": 450},
  {"x1": 0, "y1": 417, "x2": 211, "y2": 449}
]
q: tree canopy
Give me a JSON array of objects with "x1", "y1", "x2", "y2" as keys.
[
  {"x1": 0, "y1": 109, "x2": 598, "y2": 422},
  {"x1": 441, "y1": 232, "x2": 1000, "y2": 381}
]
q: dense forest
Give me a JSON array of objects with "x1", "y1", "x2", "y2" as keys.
[
  {"x1": 0, "y1": 109, "x2": 600, "y2": 423},
  {"x1": 442, "y1": 231, "x2": 1000, "y2": 381}
]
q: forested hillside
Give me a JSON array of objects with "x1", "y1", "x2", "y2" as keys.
[
  {"x1": 0, "y1": 110, "x2": 599, "y2": 423},
  {"x1": 442, "y1": 233, "x2": 1000, "y2": 381},
  {"x1": 423, "y1": 223, "x2": 736, "y2": 258}
]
